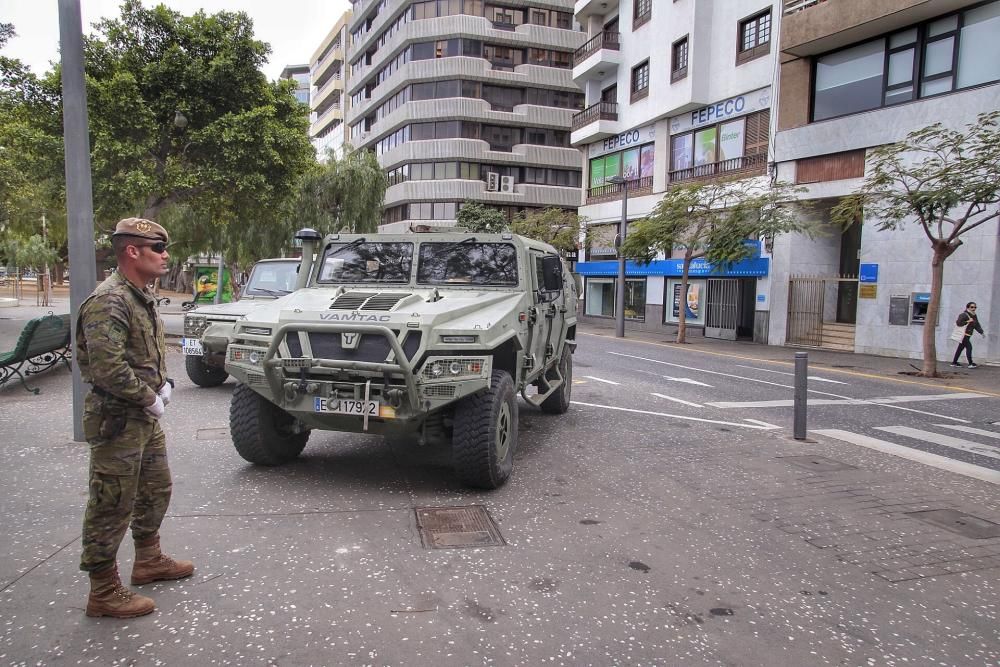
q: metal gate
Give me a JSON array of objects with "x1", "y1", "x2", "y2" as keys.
[
  {"x1": 787, "y1": 275, "x2": 858, "y2": 346},
  {"x1": 705, "y1": 278, "x2": 738, "y2": 340}
]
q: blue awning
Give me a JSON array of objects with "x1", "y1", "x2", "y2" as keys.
[{"x1": 574, "y1": 257, "x2": 769, "y2": 278}]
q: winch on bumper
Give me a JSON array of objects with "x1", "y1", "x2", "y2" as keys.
[{"x1": 226, "y1": 321, "x2": 493, "y2": 433}]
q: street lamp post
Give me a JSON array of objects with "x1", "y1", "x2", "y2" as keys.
[{"x1": 608, "y1": 175, "x2": 628, "y2": 337}]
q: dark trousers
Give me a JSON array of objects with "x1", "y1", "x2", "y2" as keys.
[{"x1": 952, "y1": 336, "x2": 973, "y2": 364}]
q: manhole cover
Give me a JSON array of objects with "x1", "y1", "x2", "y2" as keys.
[
  {"x1": 779, "y1": 455, "x2": 857, "y2": 472},
  {"x1": 415, "y1": 505, "x2": 506, "y2": 549},
  {"x1": 196, "y1": 427, "x2": 229, "y2": 441},
  {"x1": 906, "y1": 510, "x2": 1000, "y2": 539}
]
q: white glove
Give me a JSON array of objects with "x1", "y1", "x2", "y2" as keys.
[
  {"x1": 144, "y1": 393, "x2": 165, "y2": 419},
  {"x1": 158, "y1": 381, "x2": 173, "y2": 406}
]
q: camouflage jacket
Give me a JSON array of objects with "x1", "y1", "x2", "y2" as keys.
[{"x1": 76, "y1": 271, "x2": 166, "y2": 407}]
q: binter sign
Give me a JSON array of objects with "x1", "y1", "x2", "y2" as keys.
[{"x1": 669, "y1": 87, "x2": 771, "y2": 134}]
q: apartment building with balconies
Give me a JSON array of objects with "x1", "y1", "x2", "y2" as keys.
[
  {"x1": 572, "y1": 0, "x2": 782, "y2": 339},
  {"x1": 769, "y1": 0, "x2": 1000, "y2": 362},
  {"x1": 310, "y1": 11, "x2": 352, "y2": 160},
  {"x1": 345, "y1": 0, "x2": 586, "y2": 231}
]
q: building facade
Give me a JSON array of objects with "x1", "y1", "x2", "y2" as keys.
[
  {"x1": 310, "y1": 11, "x2": 353, "y2": 161},
  {"x1": 572, "y1": 0, "x2": 782, "y2": 340},
  {"x1": 770, "y1": 0, "x2": 1000, "y2": 362},
  {"x1": 344, "y1": 0, "x2": 586, "y2": 231},
  {"x1": 280, "y1": 64, "x2": 311, "y2": 105}
]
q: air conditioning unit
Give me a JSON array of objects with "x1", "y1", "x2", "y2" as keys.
[
  {"x1": 486, "y1": 172, "x2": 499, "y2": 192},
  {"x1": 499, "y1": 176, "x2": 515, "y2": 193}
]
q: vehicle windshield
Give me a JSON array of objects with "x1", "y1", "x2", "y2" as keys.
[
  {"x1": 416, "y1": 242, "x2": 518, "y2": 286},
  {"x1": 243, "y1": 261, "x2": 298, "y2": 296},
  {"x1": 317, "y1": 242, "x2": 414, "y2": 283}
]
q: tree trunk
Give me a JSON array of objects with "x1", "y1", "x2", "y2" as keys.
[
  {"x1": 921, "y1": 244, "x2": 950, "y2": 377},
  {"x1": 676, "y1": 252, "x2": 693, "y2": 344}
]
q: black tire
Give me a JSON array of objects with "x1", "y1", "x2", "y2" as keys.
[
  {"x1": 185, "y1": 354, "x2": 228, "y2": 387},
  {"x1": 453, "y1": 370, "x2": 518, "y2": 489},
  {"x1": 229, "y1": 383, "x2": 309, "y2": 465},
  {"x1": 539, "y1": 346, "x2": 572, "y2": 415}
]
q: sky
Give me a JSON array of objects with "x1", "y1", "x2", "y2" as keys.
[{"x1": 1, "y1": 0, "x2": 352, "y2": 80}]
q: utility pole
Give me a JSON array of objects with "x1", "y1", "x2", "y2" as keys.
[
  {"x1": 608, "y1": 175, "x2": 629, "y2": 338},
  {"x1": 59, "y1": 0, "x2": 98, "y2": 441}
]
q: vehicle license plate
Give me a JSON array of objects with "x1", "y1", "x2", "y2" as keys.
[
  {"x1": 181, "y1": 338, "x2": 204, "y2": 356},
  {"x1": 314, "y1": 397, "x2": 381, "y2": 416}
]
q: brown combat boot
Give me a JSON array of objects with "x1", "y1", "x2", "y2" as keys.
[
  {"x1": 131, "y1": 535, "x2": 194, "y2": 585},
  {"x1": 86, "y1": 565, "x2": 155, "y2": 618}
]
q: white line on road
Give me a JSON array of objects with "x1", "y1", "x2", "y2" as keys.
[
  {"x1": 570, "y1": 401, "x2": 779, "y2": 430},
  {"x1": 867, "y1": 392, "x2": 986, "y2": 404},
  {"x1": 664, "y1": 377, "x2": 714, "y2": 387},
  {"x1": 875, "y1": 426, "x2": 1000, "y2": 461},
  {"x1": 651, "y1": 392, "x2": 704, "y2": 408},
  {"x1": 743, "y1": 419, "x2": 781, "y2": 429},
  {"x1": 583, "y1": 376, "x2": 620, "y2": 385},
  {"x1": 811, "y1": 429, "x2": 1000, "y2": 485},
  {"x1": 935, "y1": 424, "x2": 1000, "y2": 440},
  {"x1": 734, "y1": 364, "x2": 849, "y2": 385},
  {"x1": 708, "y1": 393, "x2": 986, "y2": 409}
]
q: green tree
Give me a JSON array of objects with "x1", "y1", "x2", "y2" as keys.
[
  {"x1": 832, "y1": 111, "x2": 1000, "y2": 377},
  {"x1": 456, "y1": 201, "x2": 507, "y2": 233},
  {"x1": 510, "y1": 208, "x2": 586, "y2": 254},
  {"x1": 622, "y1": 178, "x2": 811, "y2": 343},
  {"x1": 295, "y1": 146, "x2": 387, "y2": 234}
]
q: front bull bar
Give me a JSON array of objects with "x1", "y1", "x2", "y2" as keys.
[{"x1": 257, "y1": 322, "x2": 421, "y2": 412}]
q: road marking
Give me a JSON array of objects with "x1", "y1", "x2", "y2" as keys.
[
  {"x1": 867, "y1": 392, "x2": 986, "y2": 404},
  {"x1": 935, "y1": 424, "x2": 1000, "y2": 440},
  {"x1": 651, "y1": 392, "x2": 704, "y2": 408},
  {"x1": 743, "y1": 418, "x2": 780, "y2": 429},
  {"x1": 581, "y1": 331, "x2": 1000, "y2": 398},
  {"x1": 811, "y1": 429, "x2": 1000, "y2": 485},
  {"x1": 734, "y1": 364, "x2": 849, "y2": 385},
  {"x1": 875, "y1": 426, "x2": 1000, "y2": 461},
  {"x1": 664, "y1": 377, "x2": 714, "y2": 387},
  {"x1": 583, "y1": 376, "x2": 620, "y2": 385},
  {"x1": 571, "y1": 401, "x2": 778, "y2": 430},
  {"x1": 708, "y1": 393, "x2": 986, "y2": 409}
]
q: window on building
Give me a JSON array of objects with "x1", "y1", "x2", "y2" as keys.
[
  {"x1": 669, "y1": 109, "x2": 770, "y2": 182},
  {"x1": 585, "y1": 277, "x2": 646, "y2": 320},
  {"x1": 587, "y1": 142, "x2": 655, "y2": 191},
  {"x1": 737, "y1": 9, "x2": 771, "y2": 64},
  {"x1": 631, "y1": 60, "x2": 650, "y2": 101},
  {"x1": 812, "y1": 2, "x2": 1000, "y2": 121},
  {"x1": 633, "y1": 0, "x2": 651, "y2": 29},
  {"x1": 601, "y1": 84, "x2": 617, "y2": 103},
  {"x1": 672, "y1": 36, "x2": 689, "y2": 82}
]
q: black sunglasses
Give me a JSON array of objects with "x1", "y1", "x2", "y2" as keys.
[
  {"x1": 136, "y1": 241, "x2": 168, "y2": 253},
  {"x1": 969, "y1": 306, "x2": 977, "y2": 309}
]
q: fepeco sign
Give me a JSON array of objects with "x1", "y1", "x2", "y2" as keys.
[
  {"x1": 669, "y1": 87, "x2": 771, "y2": 134},
  {"x1": 587, "y1": 123, "x2": 656, "y2": 158}
]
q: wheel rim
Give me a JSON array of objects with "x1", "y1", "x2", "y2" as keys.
[{"x1": 494, "y1": 401, "x2": 512, "y2": 461}]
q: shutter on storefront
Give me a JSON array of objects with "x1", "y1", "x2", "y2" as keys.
[{"x1": 745, "y1": 109, "x2": 770, "y2": 156}]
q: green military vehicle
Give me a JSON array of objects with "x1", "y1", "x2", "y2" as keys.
[
  {"x1": 224, "y1": 227, "x2": 577, "y2": 488},
  {"x1": 182, "y1": 258, "x2": 299, "y2": 387}
]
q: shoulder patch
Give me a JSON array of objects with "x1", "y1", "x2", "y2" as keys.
[{"x1": 108, "y1": 324, "x2": 127, "y2": 344}]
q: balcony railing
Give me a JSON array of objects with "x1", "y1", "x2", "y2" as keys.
[
  {"x1": 586, "y1": 176, "x2": 653, "y2": 203},
  {"x1": 668, "y1": 153, "x2": 767, "y2": 183},
  {"x1": 784, "y1": 0, "x2": 829, "y2": 14},
  {"x1": 573, "y1": 31, "x2": 620, "y2": 66},
  {"x1": 571, "y1": 101, "x2": 618, "y2": 131}
]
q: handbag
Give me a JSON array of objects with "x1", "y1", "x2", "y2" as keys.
[{"x1": 949, "y1": 324, "x2": 967, "y2": 342}]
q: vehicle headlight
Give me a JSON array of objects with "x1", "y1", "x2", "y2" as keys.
[
  {"x1": 229, "y1": 345, "x2": 266, "y2": 366},
  {"x1": 421, "y1": 357, "x2": 488, "y2": 380},
  {"x1": 184, "y1": 315, "x2": 208, "y2": 337}
]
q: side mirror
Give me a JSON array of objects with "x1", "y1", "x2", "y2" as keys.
[{"x1": 541, "y1": 255, "x2": 563, "y2": 292}]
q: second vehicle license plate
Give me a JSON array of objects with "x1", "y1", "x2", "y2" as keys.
[
  {"x1": 314, "y1": 397, "x2": 380, "y2": 416},
  {"x1": 181, "y1": 338, "x2": 204, "y2": 356}
]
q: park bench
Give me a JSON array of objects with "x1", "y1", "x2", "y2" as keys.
[{"x1": 0, "y1": 314, "x2": 72, "y2": 394}]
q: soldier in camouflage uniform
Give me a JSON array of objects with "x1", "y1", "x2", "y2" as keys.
[{"x1": 76, "y1": 218, "x2": 194, "y2": 618}]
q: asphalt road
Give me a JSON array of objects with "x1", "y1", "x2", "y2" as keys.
[{"x1": 1, "y1": 339, "x2": 999, "y2": 666}]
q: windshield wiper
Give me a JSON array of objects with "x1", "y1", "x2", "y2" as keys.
[
  {"x1": 328, "y1": 237, "x2": 366, "y2": 257},
  {"x1": 252, "y1": 287, "x2": 291, "y2": 296},
  {"x1": 435, "y1": 237, "x2": 477, "y2": 255}
]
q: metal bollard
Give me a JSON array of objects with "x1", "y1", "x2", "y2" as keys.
[{"x1": 793, "y1": 351, "x2": 808, "y2": 440}]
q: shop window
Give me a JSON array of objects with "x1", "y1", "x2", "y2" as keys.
[
  {"x1": 669, "y1": 110, "x2": 769, "y2": 182},
  {"x1": 584, "y1": 278, "x2": 646, "y2": 320}
]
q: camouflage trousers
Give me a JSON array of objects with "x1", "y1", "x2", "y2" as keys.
[{"x1": 80, "y1": 402, "x2": 172, "y2": 573}]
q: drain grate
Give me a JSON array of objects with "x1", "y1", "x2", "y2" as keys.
[
  {"x1": 779, "y1": 455, "x2": 857, "y2": 473},
  {"x1": 906, "y1": 509, "x2": 1000, "y2": 539},
  {"x1": 415, "y1": 505, "x2": 506, "y2": 549}
]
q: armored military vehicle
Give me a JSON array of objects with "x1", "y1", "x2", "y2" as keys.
[
  {"x1": 182, "y1": 258, "x2": 299, "y2": 387},
  {"x1": 224, "y1": 227, "x2": 577, "y2": 488}
]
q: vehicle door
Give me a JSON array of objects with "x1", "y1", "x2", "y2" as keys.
[{"x1": 526, "y1": 250, "x2": 552, "y2": 377}]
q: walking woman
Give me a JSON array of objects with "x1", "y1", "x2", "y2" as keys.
[{"x1": 951, "y1": 302, "x2": 985, "y2": 368}]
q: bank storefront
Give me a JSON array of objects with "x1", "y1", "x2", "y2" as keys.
[{"x1": 575, "y1": 251, "x2": 770, "y2": 340}]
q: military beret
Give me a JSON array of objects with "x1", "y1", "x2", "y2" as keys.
[{"x1": 111, "y1": 217, "x2": 169, "y2": 242}]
